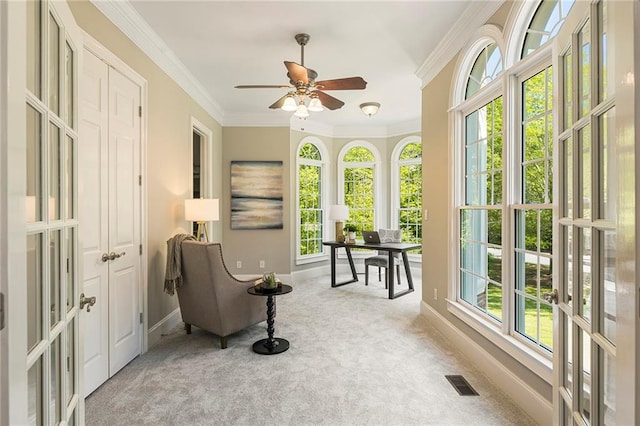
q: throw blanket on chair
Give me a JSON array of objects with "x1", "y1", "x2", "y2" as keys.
[{"x1": 164, "y1": 233, "x2": 196, "y2": 295}]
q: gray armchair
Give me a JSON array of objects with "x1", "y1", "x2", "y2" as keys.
[
  {"x1": 364, "y1": 229, "x2": 402, "y2": 288},
  {"x1": 177, "y1": 241, "x2": 267, "y2": 349}
]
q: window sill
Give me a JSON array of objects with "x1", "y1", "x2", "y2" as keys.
[
  {"x1": 295, "y1": 254, "x2": 329, "y2": 265},
  {"x1": 447, "y1": 299, "x2": 553, "y2": 384}
]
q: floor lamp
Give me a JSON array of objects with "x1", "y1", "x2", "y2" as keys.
[
  {"x1": 328, "y1": 204, "x2": 349, "y2": 243},
  {"x1": 185, "y1": 198, "x2": 220, "y2": 242}
]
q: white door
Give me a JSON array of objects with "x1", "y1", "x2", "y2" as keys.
[
  {"x1": 553, "y1": 0, "x2": 638, "y2": 424},
  {"x1": 80, "y1": 48, "x2": 142, "y2": 396}
]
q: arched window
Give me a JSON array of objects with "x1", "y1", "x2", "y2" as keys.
[
  {"x1": 392, "y1": 137, "x2": 422, "y2": 251},
  {"x1": 339, "y1": 142, "x2": 380, "y2": 234},
  {"x1": 466, "y1": 42, "x2": 503, "y2": 99},
  {"x1": 296, "y1": 139, "x2": 326, "y2": 262},
  {"x1": 456, "y1": 36, "x2": 505, "y2": 321},
  {"x1": 521, "y1": 0, "x2": 575, "y2": 58},
  {"x1": 452, "y1": 0, "x2": 578, "y2": 366}
]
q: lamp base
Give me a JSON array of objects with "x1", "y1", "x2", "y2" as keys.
[
  {"x1": 335, "y1": 221, "x2": 345, "y2": 243},
  {"x1": 195, "y1": 222, "x2": 209, "y2": 242}
]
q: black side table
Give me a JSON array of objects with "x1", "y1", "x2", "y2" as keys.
[{"x1": 247, "y1": 284, "x2": 293, "y2": 355}]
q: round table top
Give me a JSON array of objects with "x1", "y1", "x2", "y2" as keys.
[{"x1": 247, "y1": 284, "x2": 292, "y2": 296}]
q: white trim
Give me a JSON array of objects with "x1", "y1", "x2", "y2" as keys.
[
  {"x1": 147, "y1": 307, "x2": 182, "y2": 349},
  {"x1": 421, "y1": 301, "x2": 553, "y2": 425},
  {"x1": 447, "y1": 299, "x2": 553, "y2": 381},
  {"x1": 89, "y1": 0, "x2": 224, "y2": 124},
  {"x1": 450, "y1": 25, "x2": 505, "y2": 107},
  {"x1": 503, "y1": 0, "x2": 542, "y2": 68},
  {"x1": 417, "y1": 1, "x2": 504, "y2": 88},
  {"x1": 291, "y1": 265, "x2": 328, "y2": 283},
  {"x1": 190, "y1": 116, "x2": 216, "y2": 240}
]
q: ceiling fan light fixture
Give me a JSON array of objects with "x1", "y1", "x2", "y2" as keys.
[
  {"x1": 308, "y1": 96, "x2": 324, "y2": 112},
  {"x1": 281, "y1": 95, "x2": 297, "y2": 112},
  {"x1": 360, "y1": 102, "x2": 380, "y2": 117},
  {"x1": 294, "y1": 102, "x2": 309, "y2": 118}
]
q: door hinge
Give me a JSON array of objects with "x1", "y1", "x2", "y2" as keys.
[
  {"x1": 0, "y1": 292, "x2": 4, "y2": 331},
  {"x1": 139, "y1": 244, "x2": 143, "y2": 255},
  {"x1": 138, "y1": 106, "x2": 142, "y2": 117},
  {"x1": 139, "y1": 312, "x2": 143, "y2": 324},
  {"x1": 138, "y1": 175, "x2": 142, "y2": 186},
  {"x1": 67, "y1": 356, "x2": 70, "y2": 372}
]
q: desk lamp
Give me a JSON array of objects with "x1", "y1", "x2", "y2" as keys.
[{"x1": 328, "y1": 204, "x2": 349, "y2": 243}]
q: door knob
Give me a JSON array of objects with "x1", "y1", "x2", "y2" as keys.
[
  {"x1": 80, "y1": 293, "x2": 97, "y2": 312},
  {"x1": 110, "y1": 251, "x2": 126, "y2": 259},
  {"x1": 101, "y1": 251, "x2": 126, "y2": 262},
  {"x1": 542, "y1": 289, "x2": 559, "y2": 304}
]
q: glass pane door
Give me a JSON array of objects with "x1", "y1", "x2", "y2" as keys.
[
  {"x1": 554, "y1": 1, "x2": 620, "y2": 424},
  {"x1": 25, "y1": 1, "x2": 79, "y2": 424}
]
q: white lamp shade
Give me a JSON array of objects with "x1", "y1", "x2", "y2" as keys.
[
  {"x1": 185, "y1": 198, "x2": 220, "y2": 221},
  {"x1": 328, "y1": 204, "x2": 349, "y2": 221},
  {"x1": 308, "y1": 97, "x2": 324, "y2": 112},
  {"x1": 282, "y1": 96, "x2": 297, "y2": 112},
  {"x1": 294, "y1": 103, "x2": 309, "y2": 118}
]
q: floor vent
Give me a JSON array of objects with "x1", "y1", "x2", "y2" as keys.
[{"x1": 445, "y1": 375, "x2": 479, "y2": 396}]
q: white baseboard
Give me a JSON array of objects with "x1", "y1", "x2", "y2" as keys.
[
  {"x1": 291, "y1": 265, "x2": 327, "y2": 283},
  {"x1": 147, "y1": 307, "x2": 182, "y2": 348},
  {"x1": 420, "y1": 301, "x2": 552, "y2": 425}
]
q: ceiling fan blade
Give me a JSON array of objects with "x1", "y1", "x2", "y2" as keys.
[
  {"x1": 285, "y1": 61, "x2": 309, "y2": 84},
  {"x1": 316, "y1": 91, "x2": 345, "y2": 110},
  {"x1": 269, "y1": 94, "x2": 290, "y2": 109},
  {"x1": 315, "y1": 77, "x2": 367, "y2": 90},
  {"x1": 235, "y1": 85, "x2": 291, "y2": 89}
]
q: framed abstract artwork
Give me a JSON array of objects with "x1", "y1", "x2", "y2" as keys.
[{"x1": 230, "y1": 161, "x2": 283, "y2": 229}]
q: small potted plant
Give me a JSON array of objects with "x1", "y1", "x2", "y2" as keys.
[
  {"x1": 343, "y1": 224, "x2": 358, "y2": 243},
  {"x1": 261, "y1": 272, "x2": 278, "y2": 291}
]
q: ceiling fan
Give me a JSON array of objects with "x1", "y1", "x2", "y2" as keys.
[{"x1": 235, "y1": 33, "x2": 367, "y2": 117}]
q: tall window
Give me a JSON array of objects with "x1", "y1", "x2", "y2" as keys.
[
  {"x1": 393, "y1": 138, "x2": 422, "y2": 250},
  {"x1": 515, "y1": 67, "x2": 554, "y2": 350},
  {"x1": 460, "y1": 96, "x2": 504, "y2": 320},
  {"x1": 340, "y1": 143, "x2": 378, "y2": 233},
  {"x1": 297, "y1": 140, "x2": 325, "y2": 261},
  {"x1": 453, "y1": 0, "x2": 575, "y2": 367}
]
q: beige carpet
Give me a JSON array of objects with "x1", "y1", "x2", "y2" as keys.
[{"x1": 85, "y1": 272, "x2": 536, "y2": 425}]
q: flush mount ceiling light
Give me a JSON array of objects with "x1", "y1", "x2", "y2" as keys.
[
  {"x1": 235, "y1": 33, "x2": 367, "y2": 119},
  {"x1": 360, "y1": 102, "x2": 380, "y2": 117}
]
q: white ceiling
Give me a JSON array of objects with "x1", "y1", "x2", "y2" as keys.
[{"x1": 96, "y1": 1, "x2": 498, "y2": 134}]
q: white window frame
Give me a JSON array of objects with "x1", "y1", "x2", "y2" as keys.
[
  {"x1": 448, "y1": 16, "x2": 563, "y2": 383},
  {"x1": 391, "y1": 136, "x2": 422, "y2": 261},
  {"x1": 295, "y1": 137, "x2": 329, "y2": 264},
  {"x1": 337, "y1": 141, "x2": 381, "y2": 259}
]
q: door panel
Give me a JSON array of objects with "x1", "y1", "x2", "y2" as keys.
[
  {"x1": 80, "y1": 49, "x2": 141, "y2": 395},
  {"x1": 108, "y1": 68, "x2": 141, "y2": 375},
  {"x1": 80, "y1": 49, "x2": 109, "y2": 396}
]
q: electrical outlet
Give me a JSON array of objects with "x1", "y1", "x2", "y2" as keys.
[
  {"x1": 259, "y1": 260, "x2": 265, "y2": 268},
  {"x1": 236, "y1": 261, "x2": 242, "y2": 269},
  {"x1": 424, "y1": 209, "x2": 429, "y2": 221},
  {"x1": 434, "y1": 288, "x2": 438, "y2": 300}
]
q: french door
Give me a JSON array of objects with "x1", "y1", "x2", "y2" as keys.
[
  {"x1": 553, "y1": 0, "x2": 638, "y2": 424},
  {"x1": 23, "y1": 0, "x2": 82, "y2": 424}
]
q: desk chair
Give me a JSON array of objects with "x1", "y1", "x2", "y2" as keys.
[{"x1": 364, "y1": 229, "x2": 402, "y2": 288}]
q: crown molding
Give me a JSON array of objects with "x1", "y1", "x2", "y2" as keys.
[
  {"x1": 416, "y1": 1, "x2": 504, "y2": 88},
  {"x1": 91, "y1": 0, "x2": 225, "y2": 124}
]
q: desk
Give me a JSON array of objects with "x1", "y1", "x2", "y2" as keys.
[{"x1": 322, "y1": 241, "x2": 420, "y2": 299}]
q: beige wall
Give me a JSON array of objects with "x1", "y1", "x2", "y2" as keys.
[
  {"x1": 420, "y1": 3, "x2": 552, "y2": 402},
  {"x1": 69, "y1": 0, "x2": 223, "y2": 327},
  {"x1": 222, "y1": 127, "x2": 291, "y2": 276}
]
